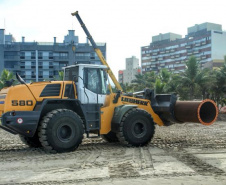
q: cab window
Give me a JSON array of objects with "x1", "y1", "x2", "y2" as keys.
[{"x1": 84, "y1": 68, "x2": 107, "y2": 94}]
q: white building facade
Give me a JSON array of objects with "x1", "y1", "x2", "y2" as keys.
[
  {"x1": 118, "y1": 56, "x2": 141, "y2": 84},
  {"x1": 141, "y1": 22, "x2": 226, "y2": 74}
]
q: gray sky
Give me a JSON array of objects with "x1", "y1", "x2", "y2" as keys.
[{"x1": 0, "y1": 0, "x2": 225, "y2": 76}]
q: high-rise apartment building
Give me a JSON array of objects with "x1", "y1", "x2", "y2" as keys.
[
  {"x1": 0, "y1": 29, "x2": 106, "y2": 82},
  {"x1": 118, "y1": 56, "x2": 141, "y2": 84},
  {"x1": 141, "y1": 22, "x2": 226, "y2": 74}
]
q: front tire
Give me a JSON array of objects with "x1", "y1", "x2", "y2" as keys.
[
  {"x1": 19, "y1": 132, "x2": 42, "y2": 148},
  {"x1": 117, "y1": 108, "x2": 155, "y2": 146},
  {"x1": 38, "y1": 109, "x2": 84, "y2": 153}
]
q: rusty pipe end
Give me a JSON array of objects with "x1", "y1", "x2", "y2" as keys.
[{"x1": 197, "y1": 99, "x2": 218, "y2": 126}]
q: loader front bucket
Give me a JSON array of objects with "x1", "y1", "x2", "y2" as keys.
[{"x1": 174, "y1": 99, "x2": 218, "y2": 126}]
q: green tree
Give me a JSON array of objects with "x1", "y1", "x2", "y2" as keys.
[
  {"x1": 209, "y1": 68, "x2": 226, "y2": 106},
  {"x1": 155, "y1": 78, "x2": 165, "y2": 93},
  {"x1": 120, "y1": 83, "x2": 134, "y2": 93},
  {"x1": 155, "y1": 69, "x2": 171, "y2": 93},
  {"x1": 0, "y1": 69, "x2": 15, "y2": 89},
  {"x1": 164, "y1": 73, "x2": 181, "y2": 94},
  {"x1": 132, "y1": 72, "x2": 156, "y2": 91},
  {"x1": 179, "y1": 56, "x2": 207, "y2": 100},
  {"x1": 58, "y1": 71, "x2": 64, "y2": 81}
]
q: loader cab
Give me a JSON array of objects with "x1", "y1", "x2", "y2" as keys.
[{"x1": 64, "y1": 64, "x2": 108, "y2": 104}]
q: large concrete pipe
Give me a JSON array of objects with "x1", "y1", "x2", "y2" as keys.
[
  {"x1": 174, "y1": 99, "x2": 218, "y2": 126},
  {"x1": 148, "y1": 89, "x2": 218, "y2": 126}
]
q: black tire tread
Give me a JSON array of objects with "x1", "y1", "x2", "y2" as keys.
[
  {"x1": 19, "y1": 134, "x2": 42, "y2": 148},
  {"x1": 116, "y1": 108, "x2": 155, "y2": 146},
  {"x1": 38, "y1": 109, "x2": 84, "y2": 153},
  {"x1": 101, "y1": 131, "x2": 119, "y2": 143}
]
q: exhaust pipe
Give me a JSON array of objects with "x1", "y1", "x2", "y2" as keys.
[{"x1": 174, "y1": 99, "x2": 218, "y2": 126}]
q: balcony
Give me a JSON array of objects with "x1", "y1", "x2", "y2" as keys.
[
  {"x1": 14, "y1": 65, "x2": 21, "y2": 70},
  {"x1": 185, "y1": 45, "x2": 192, "y2": 49},
  {"x1": 201, "y1": 41, "x2": 206, "y2": 45},
  {"x1": 187, "y1": 52, "x2": 192, "y2": 56},
  {"x1": 75, "y1": 56, "x2": 90, "y2": 60},
  {"x1": 195, "y1": 43, "x2": 201, "y2": 47},
  {"x1": 201, "y1": 56, "x2": 206, "y2": 59},
  {"x1": 193, "y1": 50, "x2": 199, "y2": 54},
  {"x1": 53, "y1": 56, "x2": 69, "y2": 61},
  {"x1": 152, "y1": 52, "x2": 158, "y2": 56},
  {"x1": 4, "y1": 56, "x2": 20, "y2": 61}
]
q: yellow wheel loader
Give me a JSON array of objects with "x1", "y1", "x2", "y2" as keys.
[{"x1": 0, "y1": 12, "x2": 218, "y2": 153}]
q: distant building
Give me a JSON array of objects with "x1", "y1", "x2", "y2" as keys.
[
  {"x1": 0, "y1": 29, "x2": 106, "y2": 82},
  {"x1": 141, "y1": 22, "x2": 226, "y2": 74},
  {"x1": 118, "y1": 56, "x2": 141, "y2": 84}
]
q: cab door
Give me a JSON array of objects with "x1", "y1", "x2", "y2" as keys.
[{"x1": 79, "y1": 67, "x2": 107, "y2": 104}]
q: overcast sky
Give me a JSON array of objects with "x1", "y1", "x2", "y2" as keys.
[{"x1": 0, "y1": 0, "x2": 226, "y2": 76}]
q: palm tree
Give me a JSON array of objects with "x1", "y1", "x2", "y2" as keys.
[
  {"x1": 179, "y1": 56, "x2": 206, "y2": 100},
  {"x1": 120, "y1": 83, "x2": 134, "y2": 93},
  {"x1": 159, "y1": 68, "x2": 170, "y2": 84},
  {"x1": 164, "y1": 73, "x2": 181, "y2": 94},
  {"x1": 132, "y1": 72, "x2": 156, "y2": 91},
  {"x1": 131, "y1": 74, "x2": 146, "y2": 91},
  {"x1": 197, "y1": 68, "x2": 213, "y2": 99},
  {"x1": 0, "y1": 69, "x2": 15, "y2": 89},
  {"x1": 155, "y1": 69, "x2": 171, "y2": 93},
  {"x1": 58, "y1": 71, "x2": 64, "y2": 81},
  {"x1": 155, "y1": 78, "x2": 165, "y2": 93},
  {"x1": 210, "y1": 68, "x2": 226, "y2": 105}
]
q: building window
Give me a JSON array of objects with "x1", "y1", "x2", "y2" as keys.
[
  {"x1": 31, "y1": 51, "x2": 35, "y2": 59},
  {"x1": 4, "y1": 51, "x2": 19, "y2": 59},
  {"x1": 20, "y1": 52, "x2": 25, "y2": 59},
  {"x1": 59, "y1": 52, "x2": 68, "y2": 59},
  {"x1": 4, "y1": 61, "x2": 19, "y2": 68},
  {"x1": 38, "y1": 52, "x2": 43, "y2": 59}
]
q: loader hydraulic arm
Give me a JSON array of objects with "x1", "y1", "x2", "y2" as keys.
[{"x1": 71, "y1": 11, "x2": 123, "y2": 91}]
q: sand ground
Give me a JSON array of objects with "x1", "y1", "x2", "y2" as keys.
[{"x1": 0, "y1": 121, "x2": 225, "y2": 185}]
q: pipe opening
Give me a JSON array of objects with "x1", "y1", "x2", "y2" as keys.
[{"x1": 199, "y1": 101, "x2": 217, "y2": 125}]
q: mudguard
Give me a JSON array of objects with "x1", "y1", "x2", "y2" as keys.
[{"x1": 111, "y1": 104, "x2": 137, "y2": 132}]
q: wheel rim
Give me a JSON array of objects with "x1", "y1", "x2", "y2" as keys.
[
  {"x1": 57, "y1": 124, "x2": 74, "y2": 142},
  {"x1": 131, "y1": 121, "x2": 147, "y2": 138}
]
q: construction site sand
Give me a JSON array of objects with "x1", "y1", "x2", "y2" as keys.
[{"x1": 0, "y1": 121, "x2": 226, "y2": 184}]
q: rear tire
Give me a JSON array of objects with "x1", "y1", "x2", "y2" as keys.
[
  {"x1": 116, "y1": 108, "x2": 155, "y2": 146},
  {"x1": 101, "y1": 131, "x2": 119, "y2": 143},
  {"x1": 38, "y1": 109, "x2": 84, "y2": 153},
  {"x1": 19, "y1": 132, "x2": 42, "y2": 148}
]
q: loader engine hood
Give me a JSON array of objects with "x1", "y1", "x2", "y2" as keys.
[{"x1": 0, "y1": 81, "x2": 65, "y2": 116}]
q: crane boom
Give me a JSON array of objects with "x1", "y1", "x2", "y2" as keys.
[{"x1": 71, "y1": 11, "x2": 123, "y2": 91}]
